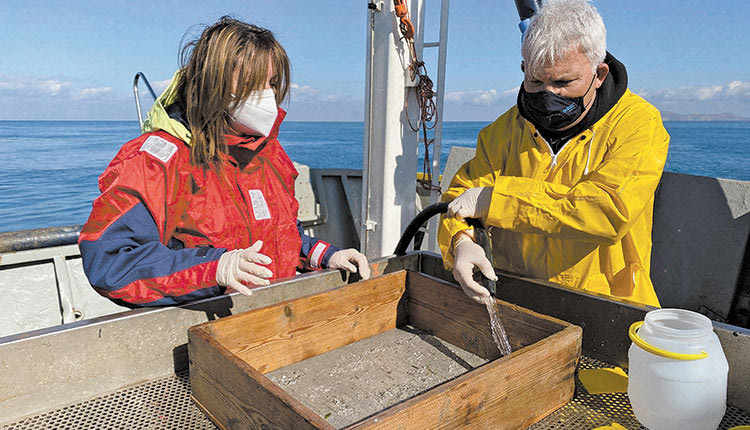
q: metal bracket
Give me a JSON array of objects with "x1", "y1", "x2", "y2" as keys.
[{"x1": 367, "y1": 1, "x2": 383, "y2": 12}]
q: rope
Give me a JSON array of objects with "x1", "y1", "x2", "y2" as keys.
[{"x1": 392, "y1": 0, "x2": 441, "y2": 192}]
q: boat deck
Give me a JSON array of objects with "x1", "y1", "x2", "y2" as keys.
[{"x1": 3, "y1": 356, "x2": 748, "y2": 430}]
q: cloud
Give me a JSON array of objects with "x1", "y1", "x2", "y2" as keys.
[
  {"x1": 289, "y1": 83, "x2": 322, "y2": 103},
  {"x1": 695, "y1": 85, "x2": 722, "y2": 101},
  {"x1": 441, "y1": 87, "x2": 520, "y2": 121},
  {"x1": 445, "y1": 87, "x2": 519, "y2": 106},
  {"x1": 0, "y1": 73, "x2": 134, "y2": 120},
  {"x1": 446, "y1": 89, "x2": 497, "y2": 105},
  {"x1": 0, "y1": 74, "x2": 72, "y2": 97},
  {"x1": 150, "y1": 78, "x2": 172, "y2": 95},
  {"x1": 0, "y1": 75, "x2": 113, "y2": 101},
  {"x1": 637, "y1": 81, "x2": 750, "y2": 102},
  {"x1": 75, "y1": 86, "x2": 113, "y2": 99},
  {"x1": 39, "y1": 80, "x2": 71, "y2": 96},
  {"x1": 445, "y1": 88, "x2": 519, "y2": 106},
  {"x1": 282, "y1": 83, "x2": 363, "y2": 121},
  {"x1": 289, "y1": 83, "x2": 361, "y2": 105},
  {"x1": 727, "y1": 80, "x2": 750, "y2": 97}
]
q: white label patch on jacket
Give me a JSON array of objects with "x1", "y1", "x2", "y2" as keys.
[
  {"x1": 139, "y1": 136, "x2": 178, "y2": 163},
  {"x1": 248, "y1": 190, "x2": 271, "y2": 220}
]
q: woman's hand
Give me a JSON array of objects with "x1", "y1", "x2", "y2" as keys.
[
  {"x1": 216, "y1": 240, "x2": 273, "y2": 295},
  {"x1": 327, "y1": 249, "x2": 371, "y2": 280}
]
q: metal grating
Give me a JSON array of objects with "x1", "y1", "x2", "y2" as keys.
[
  {"x1": 0, "y1": 372, "x2": 216, "y2": 430},
  {"x1": 530, "y1": 356, "x2": 750, "y2": 430},
  {"x1": 3, "y1": 356, "x2": 750, "y2": 429}
]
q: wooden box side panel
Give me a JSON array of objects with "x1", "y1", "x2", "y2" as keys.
[
  {"x1": 349, "y1": 324, "x2": 582, "y2": 430},
  {"x1": 188, "y1": 327, "x2": 334, "y2": 430},
  {"x1": 199, "y1": 270, "x2": 407, "y2": 374},
  {"x1": 405, "y1": 271, "x2": 567, "y2": 360}
]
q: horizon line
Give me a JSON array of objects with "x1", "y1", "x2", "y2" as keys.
[{"x1": 1, "y1": 118, "x2": 749, "y2": 123}]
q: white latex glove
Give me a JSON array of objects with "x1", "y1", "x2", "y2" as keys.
[
  {"x1": 216, "y1": 240, "x2": 273, "y2": 295},
  {"x1": 327, "y1": 248, "x2": 371, "y2": 280},
  {"x1": 452, "y1": 236, "x2": 497, "y2": 303},
  {"x1": 447, "y1": 187, "x2": 493, "y2": 220}
]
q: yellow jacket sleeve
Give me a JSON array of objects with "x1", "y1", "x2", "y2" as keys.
[{"x1": 438, "y1": 128, "x2": 508, "y2": 269}]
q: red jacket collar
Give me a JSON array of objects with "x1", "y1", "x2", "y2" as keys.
[{"x1": 225, "y1": 108, "x2": 286, "y2": 150}]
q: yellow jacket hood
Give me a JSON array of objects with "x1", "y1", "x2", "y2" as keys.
[{"x1": 142, "y1": 70, "x2": 192, "y2": 145}]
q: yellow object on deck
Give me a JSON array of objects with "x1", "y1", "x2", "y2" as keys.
[
  {"x1": 578, "y1": 366, "x2": 628, "y2": 394},
  {"x1": 593, "y1": 423, "x2": 628, "y2": 430},
  {"x1": 416, "y1": 172, "x2": 442, "y2": 182}
]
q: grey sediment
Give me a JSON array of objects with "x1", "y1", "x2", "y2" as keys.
[{"x1": 266, "y1": 325, "x2": 489, "y2": 429}]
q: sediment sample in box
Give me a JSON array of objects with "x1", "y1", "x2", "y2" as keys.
[{"x1": 267, "y1": 326, "x2": 488, "y2": 428}]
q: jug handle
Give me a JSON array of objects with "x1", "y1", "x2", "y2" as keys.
[{"x1": 629, "y1": 321, "x2": 708, "y2": 361}]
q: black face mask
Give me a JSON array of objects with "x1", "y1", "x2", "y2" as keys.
[{"x1": 518, "y1": 74, "x2": 596, "y2": 131}]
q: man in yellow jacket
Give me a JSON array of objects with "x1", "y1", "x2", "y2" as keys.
[{"x1": 439, "y1": 0, "x2": 669, "y2": 307}]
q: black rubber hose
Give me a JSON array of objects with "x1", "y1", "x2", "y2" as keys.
[
  {"x1": 393, "y1": 202, "x2": 486, "y2": 252},
  {"x1": 394, "y1": 201, "x2": 495, "y2": 255},
  {"x1": 394, "y1": 201, "x2": 497, "y2": 296},
  {"x1": 394, "y1": 202, "x2": 449, "y2": 256},
  {"x1": 394, "y1": 201, "x2": 492, "y2": 255}
]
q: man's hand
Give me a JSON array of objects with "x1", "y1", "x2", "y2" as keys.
[
  {"x1": 452, "y1": 237, "x2": 497, "y2": 303},
  {"x1": 216, "y1": 240, "x2": 273, "y2": 295},
  {"x1": 447, "y1": 187, "x2": 493, "y2": 220},
  {"x1": 328, "y1": 248, "x2": 371, "y2": 280}
]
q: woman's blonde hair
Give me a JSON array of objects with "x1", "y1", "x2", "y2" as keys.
[{"x1": 175, "y1": 16, "x2": 290, "y2": 170}]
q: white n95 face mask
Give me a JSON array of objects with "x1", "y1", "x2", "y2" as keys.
[{"x1": 230, "y1": 89, "x2": 278, "y2": 137}]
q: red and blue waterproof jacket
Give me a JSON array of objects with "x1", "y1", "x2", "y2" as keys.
[{"x1": 79, "y1": 110, "x2": 338, "y2": 306}]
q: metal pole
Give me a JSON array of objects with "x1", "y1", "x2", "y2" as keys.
[
  {"x1": 426, "y1": 0, "x2": 450, "y2": 252},
  {"x1": 361, "y1": 1, "x2": 379, "y2": 253},
  {"x1": 133, "y1": 72, "x2": 157, "y2": 130}
]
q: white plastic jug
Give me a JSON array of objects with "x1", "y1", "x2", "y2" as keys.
[{"x1": 628, "y1": 309, "x2": 728, "y2": 430}]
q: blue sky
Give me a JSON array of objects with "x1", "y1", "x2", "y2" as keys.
[{"x1": 1, "y1": 0, "x2": 748, "y2": 121}]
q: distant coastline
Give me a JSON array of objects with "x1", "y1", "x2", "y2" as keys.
[{"x1": 660, "y1": 111, "x2": 750, "y2": 122}]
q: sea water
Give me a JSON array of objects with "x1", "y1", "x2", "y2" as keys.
[{"x1": 1, "y1": 120, "x2": 749, "y2": 233}]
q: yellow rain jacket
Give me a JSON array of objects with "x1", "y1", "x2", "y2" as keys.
[{"x1": 439, "y1": 89, "x2": 669, "y2": 307}]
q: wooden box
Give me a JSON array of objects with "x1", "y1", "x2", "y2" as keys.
[{"x1": 188, "y1": 270, "x2": 582, "y2": 429}]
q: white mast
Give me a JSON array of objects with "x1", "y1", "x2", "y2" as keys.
[{"x1": 361, "y1": 0, "x2": 424, "y2": 258}]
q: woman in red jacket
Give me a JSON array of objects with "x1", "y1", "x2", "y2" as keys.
[{"x1": 78, "y1": 17, "x2": 369, "y2": 306}]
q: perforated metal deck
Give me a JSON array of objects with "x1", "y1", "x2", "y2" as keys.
[
  {"x1": 0, "y1": 372, "x2": 213, "y2": 430},
  {"x1": 530, "y1": 357, "x2": 750, "y2": 429},
  {"x1": 3, "y1": 357, "x2": 749, "y2": 429}
]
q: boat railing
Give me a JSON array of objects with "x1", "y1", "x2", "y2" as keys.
[
  {"x1": 133, "y1": 71, "x2": 157, "y2": 129},
  {"x1": 0, "y1": 225, "x2": 81, "y2": 253}
]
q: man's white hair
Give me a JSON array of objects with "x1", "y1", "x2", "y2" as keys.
[{"x1": 521, "y1": 0, "x2": 606, "y2": 76}]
